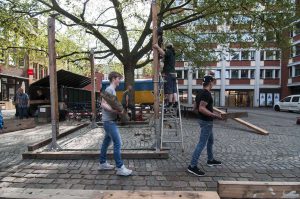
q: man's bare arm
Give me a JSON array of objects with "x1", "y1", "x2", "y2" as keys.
[{"x1": 198, "y1": 101, "x2": 222, "y2": 119}]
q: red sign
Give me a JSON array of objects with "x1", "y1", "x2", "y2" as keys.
[{"x1": 27, "y1": 69, "x2": 34, "y2": 76}]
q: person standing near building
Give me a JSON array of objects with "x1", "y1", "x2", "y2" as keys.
[
  {"x1": 153, "y1": 42, "x2": 178, "y2": 108},
  {"x1": 99, "y1": 71, "x2": 132, "y2": 176},
  {"x1": 121, "y1": 85, "x2": 136, "y2": 121},
  {"x1": 187, "y1": 75, "x2": 223, "y2": 176},
  {"x1": 13, "y1": 88, "x2": 21, "y2": 118},
  {"x1": 17, "y1": 88, "x2": 29, "y2": 119}
]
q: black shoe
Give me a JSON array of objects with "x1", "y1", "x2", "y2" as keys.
[
  {"x1": 207, "y1": 159, "x2": 222, "y2": 167},
  {"x1": 172, "y1": 102, "x2": 178, "y2": 108},
  {"x1": 187, "y1": 165, "x2": 205, "y2": 176}
]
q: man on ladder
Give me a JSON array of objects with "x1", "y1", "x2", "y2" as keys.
[{"x1": 153, "y1": 42, "x2": 178, "y2": 108}]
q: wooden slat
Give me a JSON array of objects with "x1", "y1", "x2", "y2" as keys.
[
  {"x1": 218, "y1": 181, "x2": 300, "y2": 199},
  {"x1": 213, "y1": 107, "x2": 269, "y2": 135},
  {"x1": 22, "y1": 150, "x2": 169, "y2": 160},
  {"x1": 29, "y1": 100, "x2": 50, "y2": 105},
  {"x1": 0, "y1": 188, "x2": 220, "y2": 199},
  {"x1": 27, "y1": 123, "x2": 88, "y2": 151},
  {"x1": 221, "y1": 112, "x2": 248, "y2": 120}
]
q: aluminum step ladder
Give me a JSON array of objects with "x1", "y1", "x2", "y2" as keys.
[{"x1": 159, "y1": 74, "x2": 184, "y2": 152}]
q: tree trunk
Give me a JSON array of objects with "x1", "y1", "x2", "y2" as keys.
[{"x1": 123, "y1": 65, "x2": 135, "y2": 104}]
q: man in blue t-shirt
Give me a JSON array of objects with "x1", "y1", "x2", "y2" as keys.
[{"x1": 187, "y1": 75, "x2": 223, "y2": 177}]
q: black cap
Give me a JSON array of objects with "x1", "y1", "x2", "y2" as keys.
[{"x1": 203, "y1": 75, "x2": 215, "y2": 84}]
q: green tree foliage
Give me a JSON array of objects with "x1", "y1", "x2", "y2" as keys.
[{"x1": 2, "y1": 0, "x2": 297, "y2": 85}]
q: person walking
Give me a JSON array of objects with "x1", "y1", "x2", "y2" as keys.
[
  {"x1": 121, "y1": 84, "x2": 136, "y2": 121},
  {"x1": 187, "y1": 75, "x2": 223, "y2": 176},
  {"x1": 17, "y1": 88, "x2": 29, "y2": 119},
  {"x1": 99, "y1": 71, "x2": 132, "y2": 176}
]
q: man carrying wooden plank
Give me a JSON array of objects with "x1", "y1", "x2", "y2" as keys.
[
  {"x1": 187, "y1": 75, "x2": 223, "y2": 177},
  {"x1": 99, "y1": 72, "x2": 132, "y2": 176}
]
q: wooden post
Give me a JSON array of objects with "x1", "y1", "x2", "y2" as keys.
[
  {"x1": 90, "y1": 49, "x2": 96, "y2": 127},
  {"x1": 152, "y1": 0, "x2": 161, "y2": 151},
  {"x1": 47, "y1": 16, "x2": 61, "y2": 150}
]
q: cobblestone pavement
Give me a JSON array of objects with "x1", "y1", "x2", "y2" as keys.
[{"x1": 0, "y1": 108, "x2": 299, "y2": 191}]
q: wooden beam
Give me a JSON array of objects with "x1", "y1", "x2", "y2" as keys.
[
  {"x1": 0, "y1": 188, "x2": 220, "y2": 199},
  {"x1": 218, "y1": 181, "x2": 300, "y2": 199},
  {"x1": 1, "y1": 118, "x2": 36, "y2": 134},
  {"x1": 22, "y1": 150, "x2": 169, "y2": 160},
  {"x1": 48, "y1": 16, "x2": 60, "y2": 149},
  {"x1": 221, "y1": 112, "x2": 248, "y2": 120},
  {"x1": 213, "y1": 107, "x2": 269, "y2": 135},
  {"x1": 27, "y1": 123, "x2": 88, "y2": 151}
]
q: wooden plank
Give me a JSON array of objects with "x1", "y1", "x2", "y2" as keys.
[
  {"x1": 0, "y1": 188, "x2": 220, "y2": 199},
  {"x1": 1, "y1": 118, "x2": 36, "y2": 134},
  {"x1": 221, "y1": 112, "x2": 248, "y2": 120},
  {"x1": 213, "y1": 107, "x2": 269, "y2": 135},
  {"x1": 218, "y1": 181, "x2": 300, "y2": 199},
  {"x1": 29, "y1": 100, "x2": 50, "y2": 105},
  {"x1": 27, "y1": 123, "x2": 88, "y2": 151},
  {"x1": 97, "y1": 121, "x2": 148, "y2": 126},
  {"x1": 22, "y1": 150, "x2": 169, "y2": 160}
]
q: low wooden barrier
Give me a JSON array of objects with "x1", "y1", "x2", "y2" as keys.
[
  {"x1": 0, "y1": 188, "x2": 220, "y2": 199},
  {"x1": 218, "y1": 181, "x2": 300, "y2": 198},
  {"x1": 1, "y1": 118, "x2": 36, "y2": 134}
]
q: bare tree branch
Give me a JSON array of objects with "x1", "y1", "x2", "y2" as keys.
[{"x1": 80, "y1": 0, "x2": 89, "y2": 21}]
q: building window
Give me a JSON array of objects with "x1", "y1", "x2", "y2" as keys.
[
  {"x1": 33, "y1": 63, "x2": 38, "y2": 79},
  {"x1": 230, "y1": 51, "x2": 240, "y2": 60},
  {"x1": 39, "y1": 65, "x2": 43, "y2": 79},
  {"x1": 225, "y1": 70, "x2": 230, "y2": 78},
  {"x1": 275, "y1": 69, "x2": 280, "y2": 78},
  {"x1": 250, "y1": 51, "x2": 255, "y2": 60},
  {"x1": 176, "y1": 70, "x2": 183, "y2": 79},
  {"x1": 250, "y1": 70, "x2": 255, "y2": 79},
  {"x1": 265, "y1": 69, "x2": 273, "y2": 78},
  {"x1": 289, "y1": 67, "x2": 292, "y2": 78},
  {"x1": 295, "y1": 65, "x2": 300, "y2": 77},
  {"x1": 265, "y1": 51, "x2": 274, "y2": 60},
  {"x1": 241, "y1": 51, "x2": 250, "y2": 60},
  {"x1": 215, "y1": 70, "x2": 221, "y2": 79},
  {"x1": 295, "y1": 44, "x2": 300, "y2": 57},
  {"x1": 295, "y1": 22, "x2": 300, "y2": 35},
  {"x1": 260, "y1": 69, "x2": 264, "y2": 78},
  {"x1": 260, "y1": 51, "x2": 264, "y2": 61},
  {"x1": 231, "y1": 70, "x2": 239, "y2": 78},
  {"x1": 275, "y1": 51, "x2": 280, "y2": 60},
  {"x1": 44, "y1": 68, "x2": 48, "y2": 76},
  {"x1": 241, "y1": 70, "x2": 248, "y2": 78},
  {"x1": 184, "y1": 70, "x2": 188, "y2": 79}
]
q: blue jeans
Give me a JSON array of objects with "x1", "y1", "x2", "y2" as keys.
[
  {"x1": 18, "y1": 107, "x2": 28, "y2": 119},
  {"x1": 100, "y1": 121, "x2": 123, "y2": 168},
  {"x1": 190, "y1": 120, "x2": 214, "y2": 167}
]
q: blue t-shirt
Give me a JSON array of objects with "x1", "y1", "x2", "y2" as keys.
[{"x1": 17, "y1": 93, "x2": 29, "y2": 108}]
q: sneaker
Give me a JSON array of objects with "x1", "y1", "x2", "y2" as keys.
[
  {"x1": 207, "y1": 159, "x2": 222, "y2": 167},
  {"x1": 187, "y1": 165, "x2": 205, "y2": 176},
  {"x1": 99, "y1": 162, "x2": 114, "y2": 170},
  {"x1": 116, "y1": 165, "x2": 132, "y2": 176}
]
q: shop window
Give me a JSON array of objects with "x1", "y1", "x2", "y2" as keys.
[
  {"x1": 231, "y1": 70, "x2": 239, "y2": 78},
  {"x1": 241, "y1": 70, "x2": 249, "y2": 78},
  {"x1": 265, "y1": 69, "x2": 273, "y2": 78}
]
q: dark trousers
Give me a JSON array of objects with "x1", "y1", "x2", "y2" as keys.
[
  {"x1": 15, "y1": 105, "x2": 19, "y2": 117},
  {"x1": 18, "y1": 107, "x2": 28, "y2": 119},
  {"x1": 123, "y1": 104, "x2": 136, "y2": 120}
]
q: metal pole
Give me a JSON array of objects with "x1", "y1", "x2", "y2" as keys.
[
  {"x1": 90, "y1": 49, "x2": 96, "y2": 127},
  {"x1": 152, "y1": 0, "x2": 160, "y2": 151},
  {"x1": 48, "y1": 16, "x2": 61, "y2": 150}
]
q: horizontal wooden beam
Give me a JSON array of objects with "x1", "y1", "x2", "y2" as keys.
[
  {"x1": 0, "y1": 188, "x2": 220, "y2": 199},
  {"x1": 213, "y1": 107, "x2": 269, "y2": 135},
  {"x1": 27, "y1": 123, "x2": 89, "y2": 151},
  {"x1": 22, "y1": 150, "x2": 169, "y2": 160},
  {"x1": 218, "y1": 181, "x2": 300, "y2": 199},
  {"x1": 1, "y1": 118, "x2": 36, "y2": 134}
]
